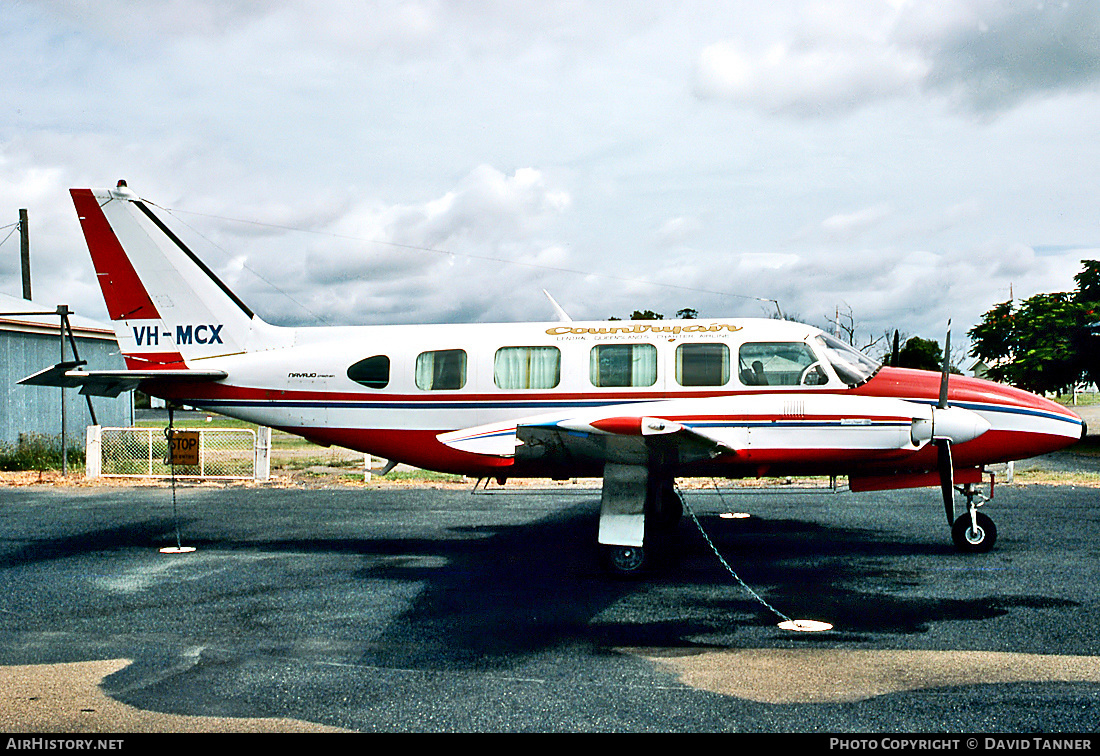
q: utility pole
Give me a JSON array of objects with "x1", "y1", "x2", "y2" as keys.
[
  {"x1": 19, "y1": 209, "x2": 31, "y2": 300},
  {"x1": 59, "y1": 304, "x2": 69, "y2": 477}
]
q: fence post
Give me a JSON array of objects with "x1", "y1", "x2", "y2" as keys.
[
  {"x1": 85, "y1": 425, "x2": 102, "y2": 479},
  {"x1": 254, "y1": 426, "x2": 271, "y2": 481}
]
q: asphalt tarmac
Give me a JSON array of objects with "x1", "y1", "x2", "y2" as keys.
[{"x1": 1, "y1": 476, "x2": 1099, "y2": 736}]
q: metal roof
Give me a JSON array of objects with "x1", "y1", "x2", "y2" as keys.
[{"x1": 0, "y1": 292, "x2": 115, "y2": 340}]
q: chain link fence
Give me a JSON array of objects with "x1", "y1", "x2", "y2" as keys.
[{"x1": 86, "y1": 426, "x2": 271, "y2": 481}]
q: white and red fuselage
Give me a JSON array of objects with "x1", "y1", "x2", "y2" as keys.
[{"x1": 141, "y1": 321, "x2": 1083, "y2": 483}]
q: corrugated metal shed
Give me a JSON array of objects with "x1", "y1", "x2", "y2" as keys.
[{"x1": 1, "y1": 292, "x2": 133, "y2": 447}]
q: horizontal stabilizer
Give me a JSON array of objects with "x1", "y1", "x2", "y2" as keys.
[
  {"x1": 20, "y1": 363, "x2": 227, "y2": 398},
  {"x1": 16, "y1": 361, "x2": 88, "y2": 389}
]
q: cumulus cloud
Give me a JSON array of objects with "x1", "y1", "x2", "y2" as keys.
[
  {"x1": 209, "y1": 164, "x2": 578, "y2": 324},
  {"x1": 917, "y1": 1, "x2": 1100, "y2": 111},
  {"x1": 301, "y1": 165, "x2": 571, "y2": 284},
  {"x1": 695, "y1": 38, "x2": 927, "y2": 115},
  {"x1": 694, "y1": 0, "x2": 1100, "y2": 116}
]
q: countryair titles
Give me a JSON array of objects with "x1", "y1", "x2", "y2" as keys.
[{"x1": 546, "y1": 322, "x2": 743, "y2": 336}]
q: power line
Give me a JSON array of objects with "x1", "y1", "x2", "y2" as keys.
[{"x1": 0, "y1": 223, "x2": 19, "y2": 249}]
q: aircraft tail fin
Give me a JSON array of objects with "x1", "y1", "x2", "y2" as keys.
[{"x1": 70, "y1": 183, "x2": 282, "y2": 368}]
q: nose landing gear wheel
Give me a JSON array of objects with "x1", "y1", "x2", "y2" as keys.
[{"x1": 951, "y1": 512, "x2": 997, "y2": 553}]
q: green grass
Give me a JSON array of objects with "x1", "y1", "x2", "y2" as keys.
[
  {"x1": 278, "y1": 455, "x2": 362, "y2": 471},
  {"x1": 136, "y1": 414, "x2": 253, "y2": 430},
  {"x1": 0, "y1": 434, "x2": 85, "y2": 472},
  {"x1": 1013, "y1": 468, "x2": 1100, "y2": 485},
  {"x1": 1056, "y1": 391, "x2": 1100, "y2": 406},
  {"x1": 379, "y1": 470, "x2": 467, "y2": 483}
]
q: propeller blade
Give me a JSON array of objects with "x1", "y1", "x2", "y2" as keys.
[
  {"x1": 937, "y1": 439, "x2": 954, "y2": 524},
  {"x1": 938, "y1": 320, "x2": 952, "y2": 410},
  {"x1": 891, "y1": 330, "x2": 900, "y2": 367}
]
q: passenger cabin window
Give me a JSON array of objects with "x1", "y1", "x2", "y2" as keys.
[
  {"x1": 590, "y1": 344, "x2": 657, "y2": 387},
  {"x1": 739, "y1": 342, "x2": 828, "y2": 386},
  {"x1": 347, "y1": 355, "x2": 390, "y2": 389},
  {"x1": 494, "y1": 346, "x2": 561, "y2": 389},
  {"x1": 415, "y1": 349, "x2": 467, "y2": 390},
  {"x1": 675, "y1": 343, "x2": 730, "y2": 386}
]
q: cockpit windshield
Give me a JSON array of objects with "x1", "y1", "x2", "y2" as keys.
[{"x1": 813, "y1": 333, "x2": 882, "y2": 387}]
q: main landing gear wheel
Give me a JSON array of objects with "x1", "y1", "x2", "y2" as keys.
[
  {"x1": 601, "y1": 545, "x2": 648, "y2": 578},
  {"x1": 952, "y1": 512, "x2": 997, "y2": 553}
]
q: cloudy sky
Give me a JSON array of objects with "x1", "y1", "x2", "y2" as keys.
[{"x1": 3, "y1": 0, "x2": 1100, "y2": 357}]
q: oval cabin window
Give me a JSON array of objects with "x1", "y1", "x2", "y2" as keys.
[{"x1": 347, "y1": 355, "x2": 391, "y2": 389}]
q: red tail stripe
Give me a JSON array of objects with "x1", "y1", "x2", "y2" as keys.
[{"x1": 70, "y1": 189, "x2": 161, "y2": 322}]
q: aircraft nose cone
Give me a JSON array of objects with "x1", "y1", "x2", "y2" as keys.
[{"x1": 932, "y1": 406, "x2": 992, "y2": 445}]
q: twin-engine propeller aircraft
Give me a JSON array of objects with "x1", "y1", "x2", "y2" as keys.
[{"x1": 23, "y1": 182, "x2": 1086, "y2": 575}]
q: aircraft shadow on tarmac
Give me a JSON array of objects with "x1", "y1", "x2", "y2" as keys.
[
  {"x1": 330, "y1": 501, "x2": 1076, "y2": 668},
  {"x1": 0, "y1": 518, "x2": 189, "y2": 569}
]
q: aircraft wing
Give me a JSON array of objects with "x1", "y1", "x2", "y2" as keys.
[
  {"x1": 19, "y1": 361, "x2": 227, "y2": 398},
  {"x1": 437, "y1": 402, "x2": 740, "y2": 468}
]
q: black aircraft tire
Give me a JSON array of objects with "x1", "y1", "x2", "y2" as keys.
[
  {"x1": 601, "y1": 544, "x2": 648, "y2": 578},
  {"x1": 951, "y1": 512, "x2": 997, "y2": 553}
]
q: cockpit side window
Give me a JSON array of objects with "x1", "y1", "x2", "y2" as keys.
[
  {"x1": 813, "y1": 333, "x2": 881, "y2": 387},
  {"x1": 738, "y1": 342, "x2": 828, "y2": 386}
]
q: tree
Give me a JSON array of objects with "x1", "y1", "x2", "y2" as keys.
[
  {"x1": 969, "y1": 261, "x2": 1100, "y2": 393},
  {"x1": 888, "y1": 330, "x2": 901, "y2": 366},
  {"x1": 968, "y1": 300, "x2": 1015, "y2": 382},
  {"x1": 1074, "y1": 261, "x2": 1100, "y2": 388},
  {"x1": 1074, "y1": 260, "x2": 1100, "y2": 304},
  {"x1": 896, "y1": 336, "x2": 943, "y2": 371},
  {"x1": 675, "y1": 308, "x2": 698, "y2": 320},
  {"x1": 630, "y1": 309, "x2": 663, "y2": 321}
]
